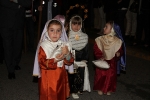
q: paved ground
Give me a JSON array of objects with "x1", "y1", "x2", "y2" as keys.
[{"x1": 0, "y1": 30, "x2": 150, "y2": 100}]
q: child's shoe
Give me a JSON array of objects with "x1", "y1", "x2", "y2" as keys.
[
  {"x1": 106, "y1": 92, "x2": 111, "y2": 95},
  {"x1": 78, "y1": 91, "x2": 83, "y2": 95},
  {"x1": 72, "y1": 93, "x2": 79, "y2": 99},
  {"x1": 98, "y1": 91, "x2": 103, "y2": 95}
]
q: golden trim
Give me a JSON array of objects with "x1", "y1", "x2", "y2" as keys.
[{"x1": 66, "y1": 4, "x2": 88, "y2": 21}]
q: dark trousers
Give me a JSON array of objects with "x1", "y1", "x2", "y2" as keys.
[
  {"x1": 73, "y1": 67, "x2": 85, "y2": 93},
  {"x1": 1, "y1": 28, "x2": 23, "y2": 73},
  {"x1": 68, "y1": 73, "x2": 75, "y2": 93},
  {"x1": 25, "y1": 17, "x2": 35, "y2": 50}
]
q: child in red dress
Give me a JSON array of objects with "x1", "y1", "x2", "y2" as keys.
[
  {"x1": 38, "y1": 19, "x2": 74, "y2": 100},
  {"x1": 93, "y1": 20, "x2": 124, "y2": 95}
]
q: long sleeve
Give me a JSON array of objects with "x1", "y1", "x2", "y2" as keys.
[
  {"x1": 38, "y1": 47, "x2": 57, "y2": 70},
  {"x1": 64, "y1": 53, "x2": 74, "y2": 66},
  {"x1": 93, "y1": 42, "x2": 103, "y2": 60}
]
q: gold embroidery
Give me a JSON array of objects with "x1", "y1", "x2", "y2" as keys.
[{"x1": 75, "y1": 34, "x2": 80, "y2": 40}]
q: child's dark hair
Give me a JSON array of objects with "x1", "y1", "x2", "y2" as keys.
[
  {"x1": 47, "y1": 20, "x2": 62, "y2": 29},
  {"x1": 71, "y1": 16, "x2": 82, "y2": 25},
  {"x1": 106, "y1": 20, "x2": 114, "y2": 28}
]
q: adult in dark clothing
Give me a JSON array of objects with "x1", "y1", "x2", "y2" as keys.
[
  {"x1": 0, "y1": 0, "x2": 31, "y2": 79},
  {"x1": 133, "y1": 0, "x2": 150, "y2": 48},
  {"x1": 114, "y1": 0, "x2": 130, "y2": 39}
]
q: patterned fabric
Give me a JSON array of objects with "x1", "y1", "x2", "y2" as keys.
[
  {"x1": 69, "y1": 33, "x2": 88, "y2": 51},
  {"x1": 73, "y1": 67, "x2": 85, "y2": 93}
]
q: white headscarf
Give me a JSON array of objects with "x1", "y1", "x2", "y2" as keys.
[
  {"x1": 33, "y1": 16, "x2": 69, "y2": 77},
  {"x1": 95, "y1": 27, "x2": 122, "y2": 60},
  {"x1": 40, "y1": 19, "x2": 68, "y2": 43},
  {"x1": 68, "y1": 15, "x2": 88, "y2": 51}
]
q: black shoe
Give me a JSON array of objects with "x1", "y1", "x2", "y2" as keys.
[
  {"x1": 8, "y1": 72, "x2": 16, "y2": 79},
  {"x1": 32, "y1": 76, "x2": 38, "y2": 83},
  {"x1": 15, "y1": 65, "x2": 21, "y2": 70}
]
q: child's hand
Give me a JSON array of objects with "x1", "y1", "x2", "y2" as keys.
[
  {"x1": 56, "y1": 53, "x2": 64, "y2": 60},
  {"x1": 61, "y1": 45, "x2": 69, "y2": 55},
  {"x1": 116, "y1": 52, "x2": 120, "y2": 57}
]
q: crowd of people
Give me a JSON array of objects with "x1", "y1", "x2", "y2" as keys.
[{"x1": 0, "y1": 0, "x2": 149, "y2": 100}]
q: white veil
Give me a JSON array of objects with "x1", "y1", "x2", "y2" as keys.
[{"x1": 33, "y1": 15, "x2": 69, "y2": 77}]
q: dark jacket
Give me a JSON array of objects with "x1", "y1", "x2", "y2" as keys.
[{"x1": 0, "y1": 0, "x2": 31, "y2": 29}]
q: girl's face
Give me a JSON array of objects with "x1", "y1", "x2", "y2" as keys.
[
  {"x1": 71, "y1": 23, "x2": 81, "y2": 32},
  {"x1": 48, "y1": 24, "x2": 62, "y2": 42},
  {"x1": 103, "y1": 23, "x2": 112, "y2": 35}
]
